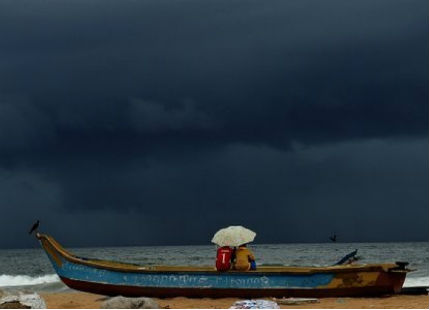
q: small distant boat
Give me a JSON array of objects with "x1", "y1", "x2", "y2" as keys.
[{"x1": 36, "y1": 233, "x2": 410, "y2": 298}]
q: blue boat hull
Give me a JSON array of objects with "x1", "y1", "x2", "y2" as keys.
[{"x1": 59, "y1": 276, "x2": 406, "y2": 298}]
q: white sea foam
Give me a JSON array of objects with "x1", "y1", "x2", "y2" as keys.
[
  {"x1": 403, "y1": 276, "x2": 429, "y2": 287},
  {"x1": 0, "y1": 274, "x2": 60, "y2": 287}
]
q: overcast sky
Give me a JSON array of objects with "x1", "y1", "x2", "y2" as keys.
[{"x1": 0, "y1": 0, "x2": 427, "y2": 248}]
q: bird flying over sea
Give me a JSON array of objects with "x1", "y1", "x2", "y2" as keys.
[{"x1": 28, "y1": 220, "x2": 40, "y2": 235}]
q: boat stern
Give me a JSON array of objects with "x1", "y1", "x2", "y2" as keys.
[
  {"x1": 333, "y1": 262, "x2": 409, "y2": 295},
  {"x1": 378, "y1": 262, "x2": 410, "y2": 293}
]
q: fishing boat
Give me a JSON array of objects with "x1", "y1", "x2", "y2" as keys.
[{"x1": 36, "y1": 233, "x2": 410, "y2": 298}]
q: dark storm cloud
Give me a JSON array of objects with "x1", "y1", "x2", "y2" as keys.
[
  {"x1": 0, "y1": 95, "x2": 55, "y2": 150},
  {"x1": 129, "y1": 98, "x2": 215, "y2": 132},
  {"x1": 2, "y1": 139, "x2": 426, "y2": 248},
  {"x1": 0, "y1": 0, "x2": 427, "y2": 247}
]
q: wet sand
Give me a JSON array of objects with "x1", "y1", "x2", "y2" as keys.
[{"x1": 41, "y1": 291, "x2": 429, "y2": 309}]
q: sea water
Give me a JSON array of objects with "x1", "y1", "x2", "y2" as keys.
[{"x1": 0, "y1": 242, "x2": 427, "y2": 292}]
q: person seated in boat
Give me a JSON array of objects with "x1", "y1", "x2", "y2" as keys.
[
  {"x1": 216, "y1": 246, "x2": 234, "y2": 271},
  {"x1": 232, "y1": 244, "x2": 256, "y2": 271}
]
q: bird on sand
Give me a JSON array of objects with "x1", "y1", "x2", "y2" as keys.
[{"x1": 28, "y1": 220, "x2": 40, "y2": 235}]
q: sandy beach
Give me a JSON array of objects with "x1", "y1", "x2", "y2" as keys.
[{"x1": 40, "y1": 291, "x2": 428, "y2": 309}]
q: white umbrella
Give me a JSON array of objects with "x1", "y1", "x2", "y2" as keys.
[{"x1": 211, "y1": 225, "x2": 256, "y2": 247}]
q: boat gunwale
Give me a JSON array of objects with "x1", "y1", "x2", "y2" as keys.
[{"x1": 37, "y1": 233, "x2": 405, "y2": 275}]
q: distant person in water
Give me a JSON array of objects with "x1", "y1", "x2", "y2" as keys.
[
  {"x1": 233, "y1": 244, "x2": 256, "y2": 271},
  {"x1": 216, "y1": 246, "x2": 234, "y2": 271}
]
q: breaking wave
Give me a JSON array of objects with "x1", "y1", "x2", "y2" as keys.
[
  {"x1": 403, "y1": 276, "x2": 429, "y2": 287},
  {"x1": 0, "y1": 274, "x2": 60, "y2": 287}
]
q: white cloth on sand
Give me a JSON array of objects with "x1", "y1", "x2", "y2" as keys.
[{"x1": 230, "y1": 299, "x2": 280, "y2": 309}]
